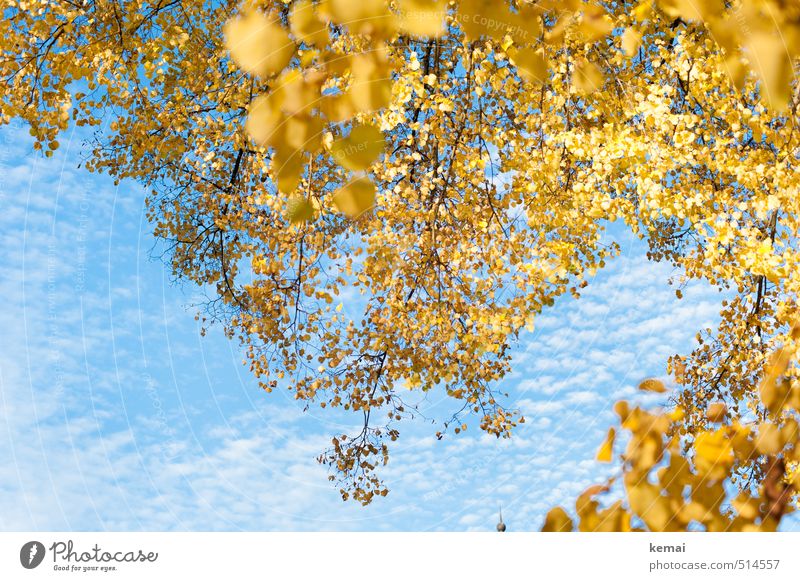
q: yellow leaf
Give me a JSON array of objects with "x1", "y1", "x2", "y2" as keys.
[
  {"x1": 397, "y1": 0, "x2": 447, "y2": 38},
  {"x1": 732, "y1": 493, "x2": 760, "y2": 520},
  {"x1": 596, "y1": 427, "x2": 615, "y2": 462},
  {"x1": 678, "y1": 501, "x2": 709, "y2": 524},
  {"x1": 321, "y1": 93, "x2": 357, "y2": 123},
  {"x1": 745, "y1": 30, "x2": 793, "y2": 112},
  {"x1": 638, "y1": 378, "x2": 667, "y2": 393},
  {"x1": 457, "y1": 0, "x2": 538, "y2": 44},
  {"x1": 633, "y1": 1, "x2": 653, "y2": 20},
  {"x1": 759, "y1": 348, "x2": 792, "y2": 414},
  {"x1": 245, "y1": 93, "x2": 283, "y2": 147},
  {"x1": 330, "y1": 124, "x2": 386, "y2": 171},
  {"x1": 224, "y1": 11, "x2": 296, "y2": 77},
  {"x1": 438, "y1": 98, "x2": 455, "y2": 112},
  {"x1": 577, "y1": 6, "x2": 613, "y2": 42},
  {"x1": 668, "y1": 406, "x2": 685, "y2": 422},
  {"x1": 572, "y1": 58, "x2": 603, "y2": 95},
  {"x1": 349, "y1": 53, "x2": 393, "y2": 114},
  {"x1": 333, "y1": 177, "x2": 376, "y2": 218},
  {"x1": 657, "y1": 0, "x2": 724, "y2": 21},
  {"x1": 706, "y1": 402, "x2": 727, "y2": 423},
  {"x1": 272, "y1": 149, "x2": 304, "y2": 193},
  {"x1": 512, "y1": 48, "x2": 547, "y2": 84},
  {"x1": 755, "y1": 423, "x2": 782, "y2": 455},
  {"x1": 290, "y1": 0, "x2": 330, "y2": 47},
  {"x1": 625, "y1": 477, "x2": 673, "y2": 531},
  {"x1": 694, "y1": 429, "x2": 733, "y2": 480},
  {"x1": 541, "y1": 507, "x2": 573, "y2": 532},
  {"x1": 621, "y1": 28, "x2": 641, "y2": 57},
  {"x1": 287, "y1": 195, "x2": 316, "y2": 224}
]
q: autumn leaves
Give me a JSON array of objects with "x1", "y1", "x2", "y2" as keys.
[
  {"x1": 224, "y1": 1, "x2": 405, "y2": 223},
  {"x1": 224, "y1": 0, "x2": 800, "y2": 231},
  {"x1": 220, "y1": 1, "x2": 562, "y2": 225},
  {"x1": 224, "y1": 10, "x2": 295, "y2": 77},
  {"x1": 564, "y1": 326, "x2": 800, "y2": 532}
]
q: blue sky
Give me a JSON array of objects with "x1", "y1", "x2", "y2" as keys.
[{"x1": 1, "y1": 120, "x2": 796, "y2": 532}]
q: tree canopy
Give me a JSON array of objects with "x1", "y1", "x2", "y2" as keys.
[{"x1": 2, "y1": 0, "x2": 800, "y2": 528}]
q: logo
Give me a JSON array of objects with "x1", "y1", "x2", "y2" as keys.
[{"x1": 20, "y1": 541, "x2": 46, "y2": 569}]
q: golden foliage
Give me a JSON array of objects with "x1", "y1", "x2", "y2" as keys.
[
  {"x1": 546, "y1": 321, "x2": 800, "y2": 531},
  {"x1": 2, "y1": 0, "x2": 800, "y2": 507}
]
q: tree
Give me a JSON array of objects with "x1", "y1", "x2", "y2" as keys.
[
  {"x1": 545, "y1": 323, "x2": 800, "y2": 532},
  {"x1": 2, "y1": 0, "x2": 799, "y2": 523}
]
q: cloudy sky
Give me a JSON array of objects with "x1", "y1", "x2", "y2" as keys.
[{"x1": 1, "y1": 120, "x2": 796, "y2": 532}]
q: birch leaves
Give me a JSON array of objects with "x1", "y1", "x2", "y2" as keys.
[
  {"x1": 223, "y1": 0, "x2": 800, "y2": 226},
  {"x1": 224, "y1": 3, "x2": 405, "y2": 221},
  {"x1": 564, "y1": 322, "x2": 800, "y2": 532},
  {"x1": 223, "y1": 11, "x2": 295, "y2": 77}
]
